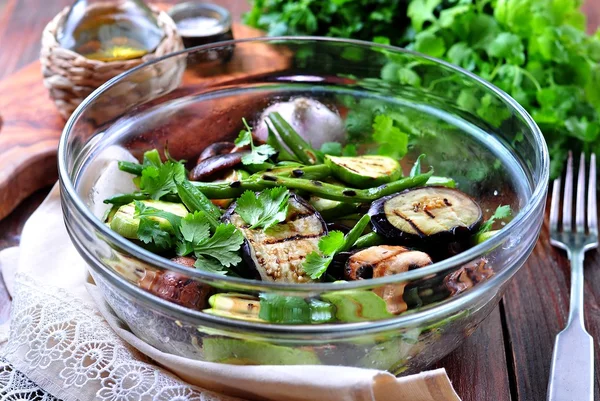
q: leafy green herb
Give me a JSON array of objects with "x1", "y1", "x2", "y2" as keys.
[
  {"x1": 303, "y1": 215, "x2": 371, "y2": 279},
  {"x1": 372, "y1": 114, "x2": 408, "y2": 160},
  {"x1": 138, "y1": 150, "x2": 186, "y2": 200},
  {"x1": 319, "y1": 142, "x2": 358, "y2": 157},
  {"x1": 478, "y1": 205, "x2": 512, "y2": 234},
  {"x1": 235, "y1": 187, "x2": 290, "y2": 230},
  {"x1": 134, "y1": 201, "x2": 184, "y2": 250},
  {"x1": 246, "y1": 0, "x2": 600, "y2": 177},
  {"x1": 235, "y1": 118, "x2": 277, "y2": 165},
  {"x1": 409, "y1": 154, "x2": 426, "y2": 178},
  {"x1": 192, "y1": 224, "x2": 245, "y2": 274}
]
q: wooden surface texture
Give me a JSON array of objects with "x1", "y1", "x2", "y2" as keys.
[{"x1": 0, "y1": 1, "x2": 599, "y2": 401}]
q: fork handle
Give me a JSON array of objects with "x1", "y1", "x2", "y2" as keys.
[{"x1": 547, "y1": 248, "x2": 594, "y2": 401}]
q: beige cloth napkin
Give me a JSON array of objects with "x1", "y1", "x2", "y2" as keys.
[{"x1": 0, "y1": 184, "x2": 461, "y2": 401}]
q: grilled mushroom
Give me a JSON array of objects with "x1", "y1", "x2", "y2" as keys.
[
  {"x1": 197, "y1": 142, "x2": 236, "y2": 162},
  {"x1": 224, "y1": 193, "x2": 327, "y2": 283},
  {"x1": 189, "y1": 152, "x2": 249, "y2": 181},
  {"x1": 444, "y1": 258, "x2": 493, "y2": 297},
  {"x1": 137, "y1": 257, "x2": 212, "y2": 310},
  {"x1": 345, "y1": 245, "x2": 433, "y2": 314}
]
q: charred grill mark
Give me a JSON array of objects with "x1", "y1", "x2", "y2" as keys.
[
  {"x1": 343, "y1": 190, "x2": 357, "y2": 197},
  {"x1": 423, "y1": 206, "x2": 435, "y2": 219},
  {"x1": 286, "y1": 210, "x2": 315, "y2": 222},
  {"x1": 393, "y1": 210, "x2": 426, "y2": 237},
  {"x1": 261, "y1": 233, "x2": 322, "y2": 244},
  {"x1": 292, "y1": 169, "x2": 304, "y2": 177},
  {"x1": 229, "y1": 181, "x2": 241, "y2": 188},
  {"x1": 443, "y1": 198, "x2": 452, "y2": 206},
  {"x1": 339, "y1": 163, "x2": 361, "y2": 174},
  {"x1": 312, "y1": 180, "x2": 323, "y2": 186},
  {"x1": 262, "y1": 174, "x2": 278, "y2": 182}
]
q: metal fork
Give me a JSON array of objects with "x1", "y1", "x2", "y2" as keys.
[{"x1": 547, "y1": 152, "x2": 598, "y2": 401}]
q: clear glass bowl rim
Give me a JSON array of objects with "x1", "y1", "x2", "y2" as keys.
[{"x1": 58, "y1": 36, "x2": 550, "y2": 295}]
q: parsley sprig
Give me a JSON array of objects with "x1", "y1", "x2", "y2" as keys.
[
  {"x1": 303, "y1": 214, "x2": 371, "y2": 280},
  {"x1": 235, "y1": 118, "x2": 277, "y2": 165},
  {"x1": 235, "y1": 187, "x2": 290, "y2": 230}
]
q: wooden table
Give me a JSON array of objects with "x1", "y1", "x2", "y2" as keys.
[{"x1": 0, "y1": 1, "x2": 599, "y2": 400}]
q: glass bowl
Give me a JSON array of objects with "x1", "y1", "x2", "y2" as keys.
[{"x1": 58, "y1": 37, "x2": 549, "y2": 374}]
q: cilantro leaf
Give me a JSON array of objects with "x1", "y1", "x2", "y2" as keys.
[
  {"x1": 180, "y1": 212, "x2": 211, "y2": 244},
  {"x1": 235, "y1": 118, "x2": 277, "y2": 165},
  {"x1": 478, "y1": 205, "x2": 512, "y2": 234},
  {"x1": 234, "y1": 119, "x2": 253, "y2": 147},
  {"x1": 303, "y1": 216, "x2": 371, "y2": 280},
  {"x1": 137, "y1": 217, "x2": 173, "y2": 250},
  {"x1": 242, "y1": 144, "x2": 277, "y2": 165},
  {"x1": 235, "y1": 187, "x2": 290, "y2": 230},
  {"x1": 302, "y1": 252, "x2": 333, "y2": 281},
  {"x1": 318, "y1": 231, "x2": 345, "y2": 255},
  {"x1": 372, "y1": 114, "x2": 408, "y2": 160},
  {"x1": 134, "y1": 200, "x2": 183, "y2": 233},
  {"x1": 193, "y1": 223, "x2": 244, "y2": 272},
  {"x1": 140, "y1": 161, "x2": 186, "y2": 200},
  {"x1": 320, "y1": 142, "x2": 343, "y2": 156}
]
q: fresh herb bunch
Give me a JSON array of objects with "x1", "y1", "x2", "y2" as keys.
[
  {"x1": 244, "y1": 0, "x2": 410, "y2": 41},
  {"x1": 245, "y1": 0, "x2": 600, "y2": 177}
]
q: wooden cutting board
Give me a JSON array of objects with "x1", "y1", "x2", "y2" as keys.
[{"x1": 0, "y1": 22, "x2": 274, "y2": 221}]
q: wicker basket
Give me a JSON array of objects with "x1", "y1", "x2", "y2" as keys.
[{"x1": 41, "y1": 5, "x2": 185, "y2": 119}]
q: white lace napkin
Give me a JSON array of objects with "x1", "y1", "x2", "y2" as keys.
[{"x1": 0, "y1": 184, "x2": 462, "y2": 401}]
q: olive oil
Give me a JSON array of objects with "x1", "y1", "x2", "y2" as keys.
[{"x1": 57, "y1": 0, "x2": 164, "y2": 62}]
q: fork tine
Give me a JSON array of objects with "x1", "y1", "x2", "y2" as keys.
[
  {"x1": 576, "y1": 153, "x2": 586, "y2": 233},
  {"x1": 589, "y1": 153, "x2": 597, "y2": 235},
  {"x1": 550, "y1": 178, "x2": 561, "y2": 232},
  {"x1": 562, "y1": 151, "x2": 574, "y2": 232}
]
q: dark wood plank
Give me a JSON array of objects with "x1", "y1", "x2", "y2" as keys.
[
  {"x1": 503, "y1": 200, "x2": 600, "y2": 401},
  {"x1": 434, "y1": 307, "x2": 512, "y2": 401}
]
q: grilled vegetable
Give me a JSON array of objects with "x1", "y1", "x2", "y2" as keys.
[
  {"x1": 224, "y1": 193, "x2": 327, "y2": 283},
  {"x1": 197, "y1": 142, "x2": 236, "y2": 162},
  {"x1": 110, "y1": 200, "x2": 188, "y2": 239},
  {"x1": 192, "y1": 171, "x2": 432, "y2": 202},
  {"x1": 137, "y1": 266, "x2": 212, "y2": 310},
  {"x1": 369, "y1": 187, "x2": 482, "y2": 242},
  {"x1": 203, "y1": 338, "x2": 321, "y2": 365},
  {"x1": 325, "y1": 155, "x2": 402, "y2": 188},
  {"x1": 321, "y1": 289, "x2": 392, "y2": 322},
  {"x1": 309, "y1": 196, "x2": 358, "y2": 220},
  {"x1": 189, "y1": 152, "x2": 248, "y2": 181},
  {"x1": 345, "y1": 246, "x2": 433, "y2": 314}
]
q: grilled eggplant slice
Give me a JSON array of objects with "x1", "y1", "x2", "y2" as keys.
[
  {"x1": 224, "y1": 193, "x2": 327, "y2": 283},
  {"x1": 345, "y1": 245, "x2": 433, "y2": 314},
  {"x1": 325, "y1": 155, "x2": 402, "y2": 188},
  {"x1": 368, "y1": 187, "x2": 483, "y2": 242}
]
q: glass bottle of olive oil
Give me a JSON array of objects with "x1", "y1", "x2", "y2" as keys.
[{"x1": 57, "y1": 0, "x2": 164, "y2": 62}]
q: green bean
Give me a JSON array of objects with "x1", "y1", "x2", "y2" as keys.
[
  {"x1": 253, "y1": 164, "x2": 331, "y2": 180},
  {"x1": 353, "y1": 232, "x2": 385, "y2": 249},
  {"x1": 341, "y1": 215, "x2": 371, "y2": 252},
  {"x1": 103, "y1": 192, "x2": 180, "y2": 205},
  {"x1": 267, "y1": 124, "x2": 299, "y2": 162},
  {"x1": 268, "y1": 112, "x2": 319, "y2": 165},
  {"x1": 176, "y1": 179, "x2": 221, "y2": 228},
  {"x1": 118, "y1": 161, "x2": 143, "y2": 176},
  {"x1": 191, "y1": 171, "x2": 433, "y2": 202}
]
